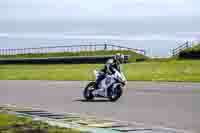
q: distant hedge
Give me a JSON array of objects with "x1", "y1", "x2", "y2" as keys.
[{"x1": 179, "y1": 44, "x2": 200, "y2": 59}]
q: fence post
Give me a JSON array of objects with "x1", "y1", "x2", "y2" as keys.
[
  {"x1": 5, "y1": 49, "x2": 7, "y2": 55},
  {"x1": 6, "y1": 49, "x2": 8, "y2": 55},
  {"x1": 104, "y1": 43, "x2": 107, "y2": 50},
  {"x1": 172, "y1": 49, "x2": 175, "y2": 56},
  {"x1": 8, "y1": 49, "x2": 10, "y2": 55},
  {"x1": 24, "y1": 48, "x2": 27, "y2": 54},
  {"x1": 186, "y1": 41, "x2": 189, "y2": 48},
  {"x1": 11, "y1": 49, "x2": 13, "y2": 55},
  {"x1": 23, "y1": 48, "x2": 25, "y2": 55}
]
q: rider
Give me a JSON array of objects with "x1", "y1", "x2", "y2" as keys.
[{"x1": 95, "y1": 53, "x2": 125, "y2": 89}]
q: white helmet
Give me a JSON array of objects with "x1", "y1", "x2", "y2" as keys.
[{"x1": 114, "y1": 53, "x2": 125, "y2": 64}]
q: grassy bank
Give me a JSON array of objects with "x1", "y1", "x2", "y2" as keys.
[
  {"x1": 0, "y1": 112, "x2": 81, "y2": 133},
  {"x1": 179, "y1": 44, "x2": 200, "y2": 59},
  {"x1": 0, "y1": 60, "x2": 200, "y2": 82},
  {"x1": 0, "y1": 50, "x2": 147, "y2": 62}
]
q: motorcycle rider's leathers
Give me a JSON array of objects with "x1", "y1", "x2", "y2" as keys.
[{"x1": 96, "y1": 58, "x2": 122, "y2": 89}]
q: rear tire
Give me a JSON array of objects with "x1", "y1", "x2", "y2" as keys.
[
  {"x1": 83, "y1": 82, "x2": 96, "y2": 101},
  {"x1": 108, "y1": 85, "x2": 123, "y2": 102}
]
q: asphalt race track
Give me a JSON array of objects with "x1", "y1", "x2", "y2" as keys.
[{"x1": 0, "y1": 80, "x2": 199, "y2": 133}]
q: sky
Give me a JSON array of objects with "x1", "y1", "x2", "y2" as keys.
[
  {"x1": 1, "y1": 0, "x2": 200, "y2": 20},
  {"x1": 0, "y1": 0, "x2": 200, "y2": 57}
]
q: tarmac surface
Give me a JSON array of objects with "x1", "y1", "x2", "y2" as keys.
[{"x1": 0, "y1": 80, "x2": 199, "y2": 133}]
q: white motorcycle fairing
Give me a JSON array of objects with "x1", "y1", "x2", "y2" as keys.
[{"x1": 93, "y1": 70, "x2": 126, "y2": 97}]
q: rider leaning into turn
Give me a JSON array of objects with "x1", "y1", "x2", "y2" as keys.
[{"x1": 96, "y1": 53, "x2": 125, "y2": 89}]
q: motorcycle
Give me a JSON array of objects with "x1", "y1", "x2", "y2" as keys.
[{"x1": 83, "y1": 69, "x2": 127, "y2": 102}]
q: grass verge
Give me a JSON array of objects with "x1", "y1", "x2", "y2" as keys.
[
  {"x1": 0, "y1": 60, "x2": 200, "y2": 82},
  {"x1": 178, "y1": 43, "x2": 200, "y2": 59},
  {"x1": 0, "y1": 112, "x2": 81, "y2": 133}
]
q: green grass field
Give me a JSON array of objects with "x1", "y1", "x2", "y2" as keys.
[
  {"x1": 178, "y1": 43, "x2": 200, "y2": 59},
  {"x1": 0, "y1": 112, "x2": 81, "y2": 133},
  {"x1": 0, "y1": 60, "x2": 200, "y2": 82}
]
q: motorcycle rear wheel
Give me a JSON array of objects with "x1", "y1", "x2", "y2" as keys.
[{"x1": 83, "y1": 81, "x2": 96, "y2": 101}]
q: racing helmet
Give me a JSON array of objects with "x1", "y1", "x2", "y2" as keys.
[{"x1": 114, "y1": 53, "x2": 125, "y2": 64}]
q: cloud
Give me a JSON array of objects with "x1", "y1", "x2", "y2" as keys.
[
  {"x1": 0, "y1": 32, "x2": 196, "y2": 41},
  {"x1": 0, "y1": 0, "x2": 200, "y2": 20}
]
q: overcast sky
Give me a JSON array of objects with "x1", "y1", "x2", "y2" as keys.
[
  {"x1": 1, "y1": 0, "x2": 200, "y2": 20},
  {"x1": 1, "y1": 0, "x2": 200, "y2": 57}
]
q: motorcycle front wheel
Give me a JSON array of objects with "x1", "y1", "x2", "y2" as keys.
[
  {"x1": 108, "y1": 85, "x2": 123, "y2": 102},
  {"x1": 83, "y1": 81, "x2": 96, "y2": 101}
]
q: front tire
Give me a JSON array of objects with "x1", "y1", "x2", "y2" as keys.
[
  {"x1": 83, "y1": 82, "x2": 96, "y2": 101},
  {"x1": 108, "y1": 85, "x2": 123, "y2": 102}
]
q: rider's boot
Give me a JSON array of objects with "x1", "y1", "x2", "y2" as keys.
[{"x1": 95, "y1": 74, "x2": 105, "y2": 90}]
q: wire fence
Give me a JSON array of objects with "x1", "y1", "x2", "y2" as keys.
[
  {"x1": 172, "y1": 41, "x2": 193, "y2": 56},
  {"x1": 0, "y1": 44, "x2": 146, "y2": 56}
]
